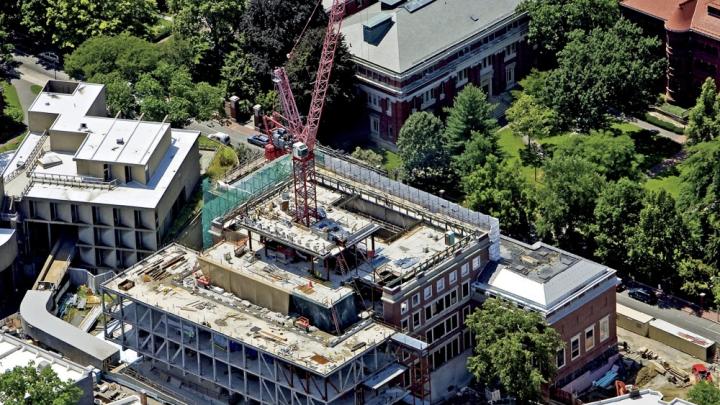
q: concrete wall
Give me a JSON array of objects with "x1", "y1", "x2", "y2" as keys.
[
  {"x1": 28, "y1": 111, "x2": 59, "y2": 133},
  {"x1": 617, "y1": 312, "x2": 651, "y2": 337},
  {"x1": 147, "y1": 129, "x2": 171, "y2": 179},
  {"x1": 49, "y1": 130, "x2": 87, "y2": 153},
  {"x1": 0, "y1": 230, "x2": 17, "y2": 271},
  {"x1": 155, "y1": 139, "x2": 200, "y2": 239}
]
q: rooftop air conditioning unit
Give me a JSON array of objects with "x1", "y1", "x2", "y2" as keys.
[{"x1": 116, "y1": 138, "x2": 124, "y2": 145}]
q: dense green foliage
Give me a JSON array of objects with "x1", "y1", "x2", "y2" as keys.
[
  {"x1": 688, "y1": 381, "x2": 720, "y2": 405},
  {"x1": 0, "y1": 363, "x2": 83, "y2": 405},
  {"x1": 519, "y1": 0, "x2": 620, "y2": 66},
  {"x1": 397, "y1": 112, "x2": 453, "y2": 193},
  {"x1": 686, "y1": 78, "x2": 720, "y2": 144},
  {"x1": 541, "y1": 19, "x2": 664, "y2": 132},
  {"x1": 20, "y1": 0, "x2": 158, "y2": 51},
  {"x1": 466, "y1": 298, "x2": 563, "y2": 402}
]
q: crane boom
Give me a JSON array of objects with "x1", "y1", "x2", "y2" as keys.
[
  {"x1": 300, "y1": 0, "x2": 345, "y2": 150},
  {"x1": 269, "y1": 0, "x2": 345, "y2": 227}
]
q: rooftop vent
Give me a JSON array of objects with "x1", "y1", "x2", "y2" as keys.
[
  {"x1": 381, "y1": 0, "x2": 405, "y2": 9},
  {"x1": 363, "y1": 13, "x2": 394, "y2": 45},
  {"x1": 79, "y1": 122, "x2": 88, "y2": 131},
  {"x1": 116, "y1": 137, "x2": 124, "y2": 145},
  {"x1": 403, "y1": 0, "x2": 435, "y2": 13}
]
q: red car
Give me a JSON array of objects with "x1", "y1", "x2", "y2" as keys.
[{"x1": 692, "y1": 364, "x2": 713, "y2": 382}]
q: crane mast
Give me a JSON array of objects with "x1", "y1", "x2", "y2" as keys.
[{"x1": 271, "y1": 0, "x2": 345, "y2": 227}]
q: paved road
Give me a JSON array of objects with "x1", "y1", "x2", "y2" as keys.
[
  {"x1": 186, "y1": 119, "x2": 265, "y2": 153},
  {"x1": 617, "y1": 292, "x2": 720, "y2": 344},
  {"x1": 12, "y1": 53, "x2": 69, "y2": 86},
  {"x1": 627, "y1": 116, "x2": 687, "y2": 144}
]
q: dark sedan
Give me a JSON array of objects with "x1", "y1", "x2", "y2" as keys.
[
  {"x1": 247, "y1": 133, "x2": 269, "y2": 147},
  {"x1": 628, "y1": 288, "x2": 657, "y2": 305}
]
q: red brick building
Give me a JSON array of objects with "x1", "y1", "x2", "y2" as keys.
[
  {"x1": 622, "y1": 0, "x2": 720, "y2": 106},
  {"x1": 338, "y1": 0, "x2": 531, "y2": 143},
  {"x1": 475, "y1": 236, "x2": 619, "y2": 395}
]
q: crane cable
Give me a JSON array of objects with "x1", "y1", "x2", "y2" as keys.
[{"x1": 287, "y1": 0, "x2": 324, "y2": 62}]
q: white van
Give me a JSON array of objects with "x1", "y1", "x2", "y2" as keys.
[{"x1": 209, "y1": 132, "x2": 231, "y2": 145}]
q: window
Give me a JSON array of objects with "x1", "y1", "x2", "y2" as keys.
[
  {"x1": 462, "y1": 305, "x2": 471, "y2": 319},
  {"x1": 413, "y1": 311, "x2": 422, "y2": 329},
  {"x1": 457, "y1": 67, "x2": 469, "y2": 86},
  {"x1": 412, "y1": 293, "x2": 420, "y2": 307},
  {"x1": 585, "y1": 325, "x2": 595, "y2": 351},
  {"x1": 600, "y1": 316, "x2": 610, "y2": 342},
  {"x1": 557, "y1": 348, "x2": 566, "y2": 369},
  {"x1": 125, "y1": 165, "x2": 133, "y2": 183},
  {"x1": 71, "y1": 204, "x2": 79, "y2": 223},
  {"x1": 367, "y1": 92, "x2": 380, "y2": 110},
  {"x1": 437, "y1": 278, "x2": 445, "y2": 292},
  {"x1": 424, "y1": 286, "x2": 432, "y2": 300},
  {"x1": 462, "y1": 281, "x2": 470, "y2": 298},
  {"x1": 49, "y1": 202, "x2": 58, "y2": 220},
  {"x1": 505, "y1": 42, "x2": 517, "y2": 57},
  {"x1": 94, "y1": 227, "x2": 104, "y2": 245},
  {"x1": 103, "y1": 163, "x2": 110, "y2": 181},
  {"x1": 421, "y1": 88, "x2": 435, "y2": 108},
  {"x1": 472, "y1": 256, "x2": 481, "y2": 270},
  {"x1": 505, "y1": 64, "x2": 515, "y2": 86},
  {"x1": 92, "y1": 206, "x2": 101, "y2": 224},
  {"x1": 449, "y1": 270, "x2": 457, "y2": 284},
  {"x1": 370, "y1": 116, "x2": 380, "y2": 135},
  {"x1": 571, "y1": 335, "x2": 580, "y2": 360},
  {"x1": 134, "y1": 210, "x2": 142, "y2": 228},
  {"x1": 401, "y1": 318, "x2": 409, "y2": 332},
  {"x1": 401, "y1": 301, "x2": 408, "y2": 315},
  {"x1": 461, "y1": 263, "x2": 470, "y2": 276},
  {"x1": 29, "y1": 201, "x2": 36, "y2": 218}
]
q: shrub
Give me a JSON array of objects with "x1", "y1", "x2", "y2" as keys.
[{"x1": 643, "y1": 113, "x2": 685, "y2": 134}]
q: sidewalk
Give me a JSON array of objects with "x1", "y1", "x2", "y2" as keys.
[{"x1": 632, "y1": 279, "x2": 720, "y2": 324}]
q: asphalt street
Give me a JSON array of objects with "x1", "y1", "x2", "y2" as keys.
[{"x1": 617, "y1": 291, "x2": 720, "y2": 344}]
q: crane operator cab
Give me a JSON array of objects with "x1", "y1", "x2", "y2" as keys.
[{"x1": 292, "y1": 142, "x2": 310, "y2": 160}]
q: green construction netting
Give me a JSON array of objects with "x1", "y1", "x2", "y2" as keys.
[{"x1": 202, "y1": 155, "x2": 292, "y2": 248}]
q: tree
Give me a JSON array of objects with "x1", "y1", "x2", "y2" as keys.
[
  {"x1": 0, "y1": 7, "x2": 15, "y2": 75},
  {"x1": 64, "y1": 34, "x2": 161, "y2": 81},
  {"x1": 591, "y1": 179, "x2": 645, "y2": 272},
  {"x1": 627, "y1": 190, "x2": 688, "y2": 285},
  {"x1": 90, "y1": 72, "x2": 135, "y2": 116},
  {"x1": 518, "y1": 0, "x2": 620, "y2": 66},
  {"x1": 686, "y1": 77, "x2": 720, "y2": 144},
  {"x1": 22, "y1": 0, "x2": 158, "y2": 51},
  {"x1": 444, "y1": 85, "x2": 497, "y2": 156},
  {"x1": 0, "y1": 363, "x2": 83, "y2": 405},
  {"x1": 506, "y1": 92, "x2": 558, "y2": 141},
  {"x1": 221, "y1": 43, "x2": 259, "y2": 112},
  {"x1": 350, "y1": 147, "x2": 383, "y2": 168},
  {"x1": 542, "y1": 19, "x2": 665, "y2": 132},
  {"x1": 688, "y1": 381, "x2": 720, "y2": 405},
  {"x1": 397, "y1": 112, "x2": 452, "y2": 193},
  {"x1": 466, "y1": 298, "x2": 563, "y2": 402},
  {"x1": 536, "y1": 155, "x2": 605, "y2": 251},
  {"x1": 463, "y1": 155, "x2": 534, "y2": 238},
  {"x1": 192, "y1": 81, "x2": 224, "y2": 121},
  {"x1": 168, "y1": 0, "x2": 245, "y2": 80},
  {"x1": 678, "y1": 258, "x2": 716, "y2": 298},
  {"x1": 453, "y1": 131, "x2": 501, "y2": 179},
  {"x1": 552, "y1": 133, "x2": 640, "y2": 181}
]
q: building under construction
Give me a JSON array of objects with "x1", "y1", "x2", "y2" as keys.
[{"x1": 102, "y1": 149, "x2": 500, "y2": 404}]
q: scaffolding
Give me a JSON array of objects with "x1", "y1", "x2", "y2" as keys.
[{"x1": 202, "y1": 155, "x2": 292, "y2": 247}]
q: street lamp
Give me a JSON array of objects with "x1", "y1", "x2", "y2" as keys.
[{"x1": 700, "y1": 292, "x2": 706, "y2": 313}]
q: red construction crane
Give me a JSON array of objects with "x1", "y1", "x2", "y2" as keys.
[{"x1": 265, "y1": 0, "x2": 345, "y2": 227}]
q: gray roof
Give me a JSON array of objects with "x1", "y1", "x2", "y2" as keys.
[
  {"x1": 20, "y1": 290, "x2": 119, "y2": 364},
  {"x1": 477, "y1": 236, "x2": 615, "y2": 312},
  {"x1": 341, "y1": 0, "x2": 523, "y2": 73}
]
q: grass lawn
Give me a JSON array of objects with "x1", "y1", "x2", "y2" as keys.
[
  {"x1": 206, "y1": 145, "x2": 238, "y2": 179},
  {"x1": 497, "y1": 127, "x2": 540, "y2": 184},
  {"x1": 198, "y1": 134, "x2": 223, "y2": 150},
  {"x1": 2, "y1": 82, "x2": 22, "y2": 113},
  {"x1": 383, "y1": 150, "x2": 402, "y2": 172},
  {"x1": 30, "y1": 84, "x2": 42, "y2": 95}
]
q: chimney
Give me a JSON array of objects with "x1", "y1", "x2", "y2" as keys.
[{"x1": 139, "y1": 390, "x2": 148, "y2": 405}]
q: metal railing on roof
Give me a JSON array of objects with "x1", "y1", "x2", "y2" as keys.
[
  {"x1": 4, "y1": 131, "x2": 48, "y2": 183},
  {"x1": 29, "y1": 172, "x2": 118, "y2": 190}
]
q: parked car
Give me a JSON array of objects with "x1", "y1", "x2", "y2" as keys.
[
  {"x1": 38, "y1": 52, "x2": 60, "y2": 66},
  {"x1": 628, "y1": 288, "x2": 657, "y2": 305},
  {"x1": 248, "y1": 133, "x2": 269, "y2": 147},
  {"x1": 208, "y1": 132, "x2": 230, "y2": 145}
]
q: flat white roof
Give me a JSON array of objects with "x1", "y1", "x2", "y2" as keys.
[
  {"x1": 2, "y1": 132, "x2": 43, "y2": 180},
  {"x1": 72, "y1": 117, "x2": 170, "y2": 165},
  {"x1": 23, "y1": 129, "x2": 198, "y2": 208},
  {"x1": 0, "y1": 228, "x2": 15, "y2": 247},
  {"x1": 586, "y1": 389, "x2": 696, "y2": 405},
  {"x1": 617, "y1": 303, "x2": 654, "y2": 324},
  {"x1": 29, "y1": 82, "x2": 104, "y2": 119},
  {"x1": 0, "y1": 333, "x2": 90, "y2": 383}
]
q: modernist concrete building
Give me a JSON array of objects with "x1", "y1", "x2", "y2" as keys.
[
  {"x1": 476, "y1": 236, "x2": 619, "y2": 396},
  {"x1": 621, "y1": 0, "x2": 720, "y2": 106},
  {"x1": 338, "y1": 0, "x2": 531, "y2": 143},
  {"x1": 1, "y1": 80, "x2": 200, "y2": 269}
]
